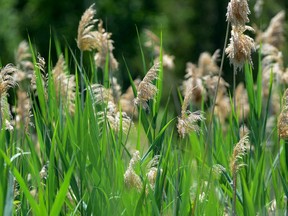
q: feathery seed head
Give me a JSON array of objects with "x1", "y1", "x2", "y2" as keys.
[
  {"x1": 0, "y1": 64, "x2": 18, "y2": 95},
  {"x1": 124, "y1": 151, "x2": 143, "y2": 191},
  {"x1": 177, "y1": 110, "x2": 205, "y2": 138},
  {"x1": 15, "y1": 90, "x2": 33, "y2": 132},
  {"x1": 77, "y1": 4, "x2": 98, "y2": 51},
  {"x1": 226, "y1": 0, "x2": 250, "y2": 26},
  {"x1": 225, "y1": 25, "x2": 255, "y2": 71},
  {"x1": 93, "y1": 20, "x2": 119, "y2": 71},
  {"x1": 52, "y1": 55, "x2": 76, "y2": 114},
  {"x1": 134, "y1": 62, "x2": 160, "y2": 110},
  {"x1": 278, "y1": 89, "x2": 288, "y2": 139},
  {"x1": 15, "y1": 41, "x2": 34, "y2": 82},
  {"x1": 230, "y1": 134, "x2": 249, "y2": 174},
  {"x1": 256, "y1": 11, "x2": 285, "y2": 49}
]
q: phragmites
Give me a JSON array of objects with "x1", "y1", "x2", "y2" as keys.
[
  {"x1": 77, "y1": 4, "x2": 118, "y2": 71},
  {"x1": 182, "y1": 50, "x2": 227, "y2": 106},
  {"x1": 120, "y1": 79, "x2": 141, "y2": 117},
  {"x1": 91, "y1": 82, "x2": 133, "y2": 134},
  {"x1": 225, "y1": 0, "x2": 255, "y2": 71},
  {"x1": 144, "y1": 29, "x2": 175, "y2": 70},
  {"x1": 256, "y1": 11, "x2": 285, "y2": 49},
  {"x1": 226, "y1": 0, "x2": 250, "y2": 26},
  {"x1": 77, "y1": 4, "x2": 98, "y2": 51},
  {"x1": 278, "y1": 89, "x2": 288, "y2": 139},
  {"x1": 0, "y1": 64, "x2": 18, "y2": 130},
  {"x1": 14, "y1": 90, "x2": 33, "y2": 132},
  {"x1": 225, "y1": 25, "x2": 256, "y2": 70},
  {"x1": 93, "y1": 20, "x2": 118, "y2": 71},
  {"x1": 253, "y1": 0, "x2": 263, "y2": 18},
  {"x1": 230, "y1": 134, "x2": 249, "y2": 174},
  {"x1": 177, "y1": 87, "x2": 205, "y2": 138},
  {"x1": 230, "y1": 134, "x2": 249, "y2": 215},
  {"x1": 0, "y1": 64, "x2": 18, "y2": 95},
  {"x1": 235, "y1": 82, "x2": 250, "y2": 121},
  {"x1": 124, "y1": 151, "x2": 143, "y2": 191},
  {"x1": 124, "y1": 152, "x2": 162, "y2": 192},
  {"x1": 14, "y1": 41, "x2": 34, "y2": 83},
  {"x1": 134, "y1": 62, "x2": 160, "y2": 110},
  {"x1": 52, "y1": 55, "x2": 76, "y2": 114}
]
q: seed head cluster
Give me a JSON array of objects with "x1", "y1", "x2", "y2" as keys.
[{"x1": 225, "y1": 0, "x2": 255, "y2": 71}]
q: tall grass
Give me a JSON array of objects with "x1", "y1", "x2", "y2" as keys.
[{"x1": 0, "y1": 3, "x2": 287, "y2": 216}]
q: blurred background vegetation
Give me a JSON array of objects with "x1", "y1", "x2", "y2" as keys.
[{"x1": 0, "y1": 0, "x2": 287, "y2": 90}]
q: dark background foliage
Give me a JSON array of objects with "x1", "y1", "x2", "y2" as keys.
[{"x1": 0, "y1": 0, "x2": 287, "y2": 89}]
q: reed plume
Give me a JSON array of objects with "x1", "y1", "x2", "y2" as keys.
[
  {"x1": 256, "y1": 11, "x2": 285, "y2": 49},
  {"x1": 230, "y1": 134, "x2": 249, "y2": 215},
  {"x1": 177, "y1": 86, "x2": 205, "y2": 138},
  {"x1": 77, "y1": 4, "x2": 98, "y2": 51},
  {"x1": 93, "y1": 20, "x2": 118, "y2": 71},
  {"x1": 0, "y1": 64, "x2": 18, "y2": 130},
  {"x1": 120, "y1": 79, "x2": 140, "y2": 117},
  {"x1": 91, "y1": 84, "x2": 133, "y2": 134},
  {"x1": 134, "y1": 62, "x2": 160, "y2": 111},
  {"x1": 225, "y1": 25, "x2": 255, "y2": 70},
  {"x1": 144, "y1": 29, "x2": 175, "y2": 70},
  {"x1": 124, "y1": 151, "x2": 143, "y2": 191},
  {"x1": 52, "y1": 54, "x2": 76, "y2": 114},
  {"x1": 226, "y1": 0, "x2": 250, "y2": 27},
  {"x1": 182, "y1": 50, "x2": 225, "y2": 107},
  {"x1": 14, "y1": 41, "x2": 34, "y2": 83},
  {"x1": 278, "y1": 89, "x2": 288, "y2": 139},
  {"x1": 14, "y1": 90, "x2": 33, "y2": 132}
]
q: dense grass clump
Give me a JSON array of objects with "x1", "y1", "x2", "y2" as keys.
[{"x1": 0, "y1": 2, "x2": 287, "y2": 216}]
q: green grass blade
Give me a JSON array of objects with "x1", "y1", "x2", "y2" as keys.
[
  {"x1": 49, "y1": 165, "x2": 74, "y2": 216},
  {"x1": 3, "y1": 171, "x2": 14, "y2": 216}
]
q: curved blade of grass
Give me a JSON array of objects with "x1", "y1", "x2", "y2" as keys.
[
  {"x1": 241, "y1": 172, "x2": 255, "y2": 216},
  {"x1": 3, "y1": 171, "x2": 14, "y2": 216},
  {"x1": 141, "y1": 118, "x2": 175, "y2": 162},
  {"x1": 49, "y1": 165, "x2": 74, "y2": 216}
]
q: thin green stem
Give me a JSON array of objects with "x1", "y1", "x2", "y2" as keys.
[
  {"x1": 233, "y1": 66, "x2": 237, "y2": 112},
  {"x1": 80, "y1": 51, "x2": 84, "y2": 110}
]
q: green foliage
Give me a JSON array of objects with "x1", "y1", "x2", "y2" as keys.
[{"x1": 0, "y1": 2, "x2": 288, "y2": 215}]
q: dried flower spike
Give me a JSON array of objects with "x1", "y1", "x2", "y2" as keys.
[
  {"x1": 256, "y1": 11, "x2": 285, "y2": 49},
  {"x1": 77, "y1": 4, "x2": 98, "y2": 51},
  {"x1": 226, "y1": 0, "x2": 250, "y2": 26},
  {"x1": 124, "y1": 151, "x2": 143, "y2": 191},
  {"x1": 177, "y1": 87, "x2": 205, "y2": 138},
  {"x1": 134, "y1": 62, "x2": 160, "y2": 110},
  {"x1": 225, "y1": 26, "x2": 255, "y2": 70},
  {"x1": 278, "y1": 89, "x2": 288, "y2": 139},
  {"x1": 230, "y1": 134, "x2": 249, "y2": 174},
  {"x1": 52, "y1": 55, "x2": 76, "y2": 114},
  {"x1": 0, "y1": 64, "x2": 18, "y2": 95},
  {"x1": 94, "y1": 20, "x2": 119, "y2": 71}
]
